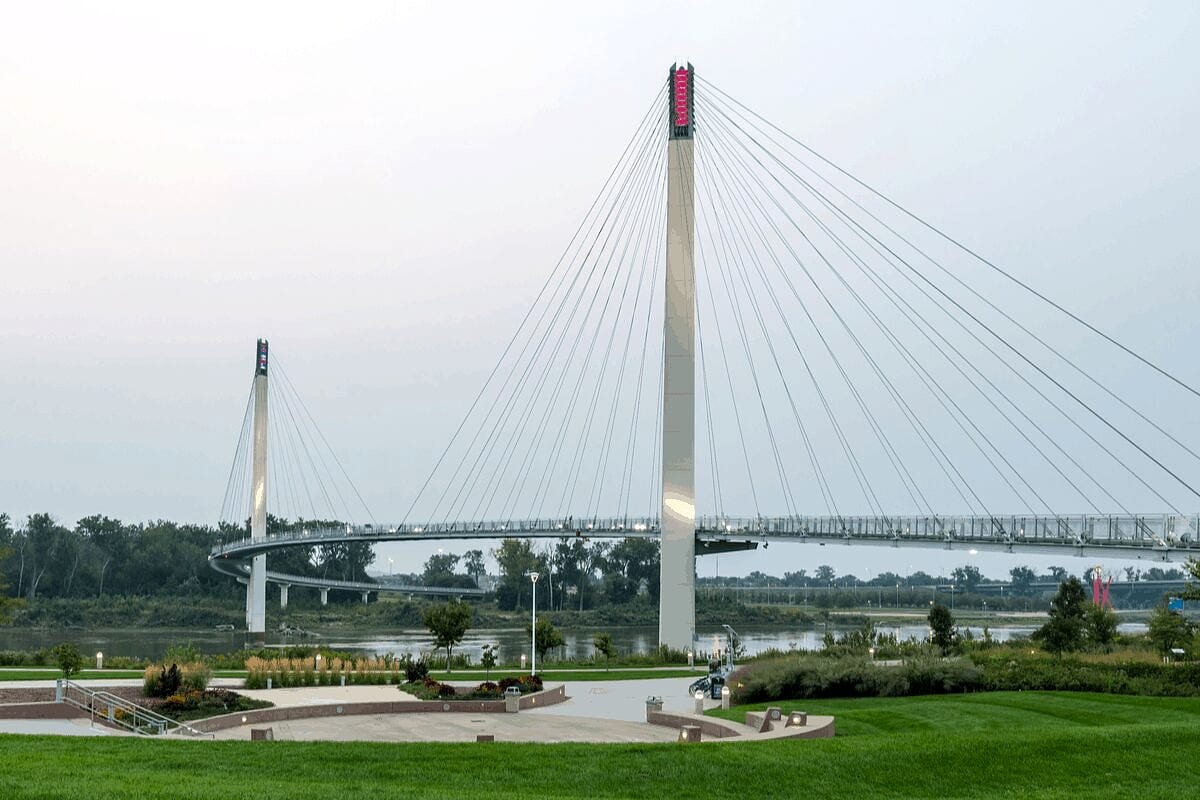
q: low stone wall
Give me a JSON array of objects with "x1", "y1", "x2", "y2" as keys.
[
  {"x1": 0, "y1": 702, "x2": 86, "y2": 720},
  {"x1": 645, "y1": 710, "x2": 743, "y2": 739},
  {"x1": 191, "y1": 685, "x2": 567, "y2": 733}
]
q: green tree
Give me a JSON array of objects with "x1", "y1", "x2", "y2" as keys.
[
  {"x1": 528, "y1": 617, "x2": 564, "y2": 663},
  {"x1": 1183, "y1": 558, "x2": 1200, "y2": 601},
  {"x1": 1084, "y1": 604, "x2": 1119, "y2": 651},
  {"x1": 0, "y1": 514, "x2": 22, "y2": 624},
  {"x1": 51, "y1": 642, "x2": 84, "y2": 678},
  {"x1": 814, "y1": 565, "x2": 836, "y2": 585},
  {"x1": 492, "y1": 539, "x2": 540, "y2": 610},
  {"x1": 1009, "y1": 565, "x2": 1037, "y2": 594},
  {"x1": 422, "y1": 552, "x2": 462, "y2": 586},
  {"x1": 1147, "y1": 602, "x2": 1193, "y2": 657},
  {"x1": 422, "y1": 599, "x2": 473, "y2": 672},
  {"x1": 480, "y1": 644, "x2": 497, "y2": 679},
  {"x1": 593, "y1": 632, "x2": 617, "y2": 669},
  {"x1": 463, "y1": 550, "x2": 487, "y2": 588},
  {"x1": 598, "y1": 538, "x2": 659, "y2": 604},
  {"x1": 1037, "y1": 577, "x2": 1088, "y2": 655},
  {"x1": 950, "y1": 564, "x2": 982, "y2": 592},
  {"x1": 928, "y1": 603, "x2": 956, "y2": 654}
]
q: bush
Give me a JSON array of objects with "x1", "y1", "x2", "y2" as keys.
[
  {"x1": 50, "y1": 643, "x2": 84, "y2": 678},
  {"x1": 728, "y1": 654, "x2": 980, "y2": 704},
  {"x1": 474, "y1": 681, "x2": 500, "y2": 697},
  {"x1": 973, "y1": 653, "x2": 1200, "y2": 696},
  {"x1": 154, "y1": 688, "x2": 272, "y2": 722},
  {"x1": 162, "y1": 643, "x2": 203, "y2": 665},
  {"x1": 401, "y1": 654, "x2": 429, "y2": 683},
  {"x1": 180, "y1": 662, "x2": 213, "y2": 692},
  {"x1": 401, "y1": 679, "x2": 459, "y2": 700},
  {"x1": 143, "y1": 663, "x2": 182, "y2": 698},
  {"x1": 497, "y1": 674, "x2": 544, "y2": 695}
]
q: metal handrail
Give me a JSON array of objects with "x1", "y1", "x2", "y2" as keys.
[
  {"x1": 59, "y1": 680, "x2": 213, "y2": 738},
  {"x1": 210, "y1": 513, "x2": 1200, "y2": 561}
]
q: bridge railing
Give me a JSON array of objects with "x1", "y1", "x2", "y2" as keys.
[
  {"x1": 210, "y1": 513, "x2": 1200, "y2": 558},
  {"x1": 210, "y1": 516, "x2": 662, "y2": 557},
  {"x1": 694, "y1": 513, "x2": 1199, "y2": 551}
]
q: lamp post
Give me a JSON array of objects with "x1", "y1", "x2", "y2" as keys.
[{"x1": 529, "y1": 572, "x2": 540, "y2": 676}]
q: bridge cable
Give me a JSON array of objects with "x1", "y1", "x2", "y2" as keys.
[
  {"x1": 703, "y1": 107, "x2": 1050, "y2": 516},
  {"x1": 698, "y1": 76, "x2": 1200, "y2": 407},
  {"x1": 219, "y1": 379, "x2": 255, "y2": 525},
  {"x1": 698, "y1": 109, "x2": 905, "y2": 519},
  {"x1": 701, "y1": 100, "x2": 1117, "y2": 515},
  {"x1": 704, "y1": 107, "x2": 1054, "y2": 516},
  {"x1": 701, "y1": 96, "x2": 1195, "y2": 512},
  {"x1": 695, "y1": 146, "x2": 802, "y2": 519},
  {"x1": 702, "y1": 112, "x2": 919, "y2": 518},
  {"x1": 400, "y1": 85, "x2": 667, "y2": 526},
  {"x1": 429, "y1": 94, "x2": 665, "y2": 524},
  {"x1": 491, "y1": 116, "x2": 665, "y2": 522}
]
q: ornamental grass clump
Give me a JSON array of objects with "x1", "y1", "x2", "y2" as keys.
[
  {"x1": 243, "y1": 654, "x2": 395, "y2": 689},
  {"x1": 142, "y1": 662, "x2": 212, "y2": 697}
]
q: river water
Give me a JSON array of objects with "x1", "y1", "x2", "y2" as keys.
[{"x1": 0, "y1": 621, "x2": 1146, "y2": 663}]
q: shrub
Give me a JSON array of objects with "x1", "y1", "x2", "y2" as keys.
[
  {"x1": 973, "y1": 653, "x2": 1200, "y2": 696},
  {"x1": 50, "y1": 643, "x2": 84, "y2": 678},
  {"x1": 474, "y1": 681, "x2": 500, "y2": 697},
  {"x1": 142, "y1": 663, "x2": 183, "y2": 698},
  {"x1": 401, "y1": 654, "x2": 429, "y2": 683},
  {"x1": 162, "y1": 643, "x2": 203, "y2": 664},
  {"x1": 180, "y1": 662, "x2": 213, "y2": 692},
  {"x1": 728, "y1": 654, "x2": 980, "y2": 704},
  {"x1": 497, "y1": 674, "x2": 544, "y2": 695}
]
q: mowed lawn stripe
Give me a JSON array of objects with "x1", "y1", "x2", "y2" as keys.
[
  {"x1": 0, "y1": 697, "x2": 1198, "y2": 799},
  {"x1": 709, "y1": 691, "x2": 1200, "y2": 738}
]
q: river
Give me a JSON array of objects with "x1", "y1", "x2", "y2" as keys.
[{"x1": 0, "y1": 621, "x2": 1148, "y2": 662}]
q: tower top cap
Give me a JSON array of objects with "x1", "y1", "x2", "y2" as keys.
[{"x1": 255, "y1": 339, "x2": 269, "y2": 375}]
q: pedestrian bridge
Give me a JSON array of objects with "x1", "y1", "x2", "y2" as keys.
[{"x1": 209, "y1": 511, "x2": 1200, "y2": 596}]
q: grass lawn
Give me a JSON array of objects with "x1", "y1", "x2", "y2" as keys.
[
  {"x1": 708, "y1": 690, "x2": 1200, "y2": 737},
  {"x1": 0, "y1": 692, "x2": 1198, "y2": 798},
  {"x1": 0, "y1": 669, "x2": 247, "y2": 682},
  {"x1": 0, "y1": 670, "x2": 145, "y2": 681}
]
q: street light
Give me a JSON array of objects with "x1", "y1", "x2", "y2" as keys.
[{"x1": 528, "y1": 572, "x2": 540, "y2": 676}]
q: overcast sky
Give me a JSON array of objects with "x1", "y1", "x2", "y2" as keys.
[{"x1": 3, "y1": 1, "x2": 1199, "y2": 580}]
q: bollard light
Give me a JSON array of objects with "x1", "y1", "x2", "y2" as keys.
[
  {"x1": 721, "y1": 685, "x2": 731, "y2": 710},
  {"x1": 95, "y1": 651, "x2": 104, "y2": 670},
  {"x1": 694, "y1": 690, "x2": 705, "y2": 715},
  {"x1": 687, "y1": 650, "x2": 694, "y2": 668}
]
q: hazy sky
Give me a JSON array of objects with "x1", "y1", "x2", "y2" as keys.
[{"x1": 3, "y1": 1, "x2": 1199, "y2": 580}]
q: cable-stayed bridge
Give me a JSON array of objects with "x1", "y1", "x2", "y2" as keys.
[{"x1": 211, "y1": 64, "x2": 1200, "y2": 647}]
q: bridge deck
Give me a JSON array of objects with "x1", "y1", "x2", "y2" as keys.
[{"x1": 209, "y1": 514, "x2": 1200, "y2": 591}]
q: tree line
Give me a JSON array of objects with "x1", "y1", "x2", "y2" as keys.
[{"x1": 0, "y1": 512, "x2": 376, "y2": 602}]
